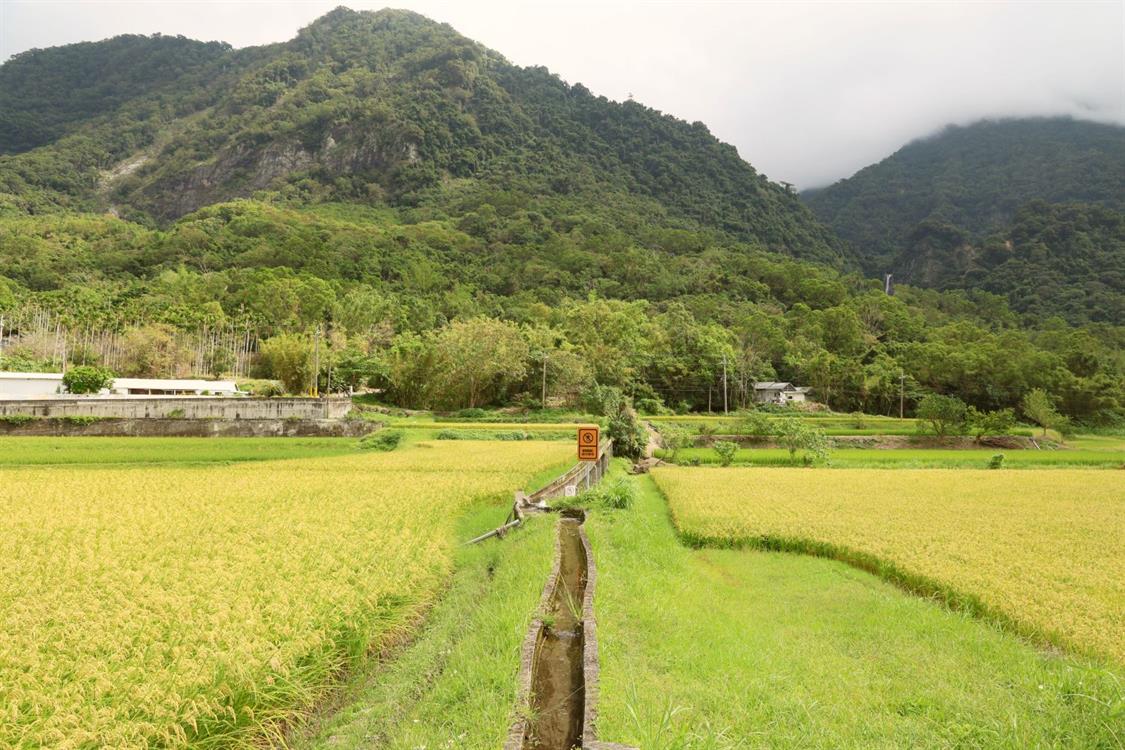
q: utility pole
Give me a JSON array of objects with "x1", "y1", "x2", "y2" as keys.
[
  {"x1": 899, "y1": 371, "x2": 905, "y2": 419},
  {"x1": 541, "y1": 351, "x2": 548, "y2": 409},
  {"x1": 312, "y1": 325, "x2": 321, "y2": 397},
  {"x1": 722, "y1": 354, "x2": 728, "y2": 415}
]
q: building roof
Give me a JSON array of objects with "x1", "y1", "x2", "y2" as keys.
[
  {"x1": 0, "y1": 371, "x2": 64, "y2": 380},
  {"x1": 112, "y1": 378, "x2": 238, "y2": 391},
  {"x1": 753, "y1": 381, "x2": 793, "y2": 390}
]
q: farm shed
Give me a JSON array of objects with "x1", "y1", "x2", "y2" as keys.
[
  {"x1": 109, "y1": 378, "x2": 241, "y2": 396},
  {"x1": 753, "y1": 382, "x2": 811, "y2": 405}
]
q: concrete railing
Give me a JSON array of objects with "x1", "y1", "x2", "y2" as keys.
[
  {"x1": 0, "y1": 396, "x2": 352, "y2": 420},
  {"x1": 525, "y1": 438, "x2": 613, "y2": 505}
]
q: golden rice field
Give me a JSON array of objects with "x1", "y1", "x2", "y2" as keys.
[
  {"x1": 654, "y1": 467, "x2": 1125, "y2": 664},
  {"x1": 0, "y1": 441, "x2": 570, "y2": 749}
]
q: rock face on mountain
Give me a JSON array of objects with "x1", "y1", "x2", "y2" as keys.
[{"x1": 0, "y1": 7, "x2": 842, "y2": 264}]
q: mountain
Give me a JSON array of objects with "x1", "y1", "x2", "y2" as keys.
[
  {"x1": 0, "y1": 7, "x2": 841, "y2": 265},
  {"x1": 802, "y1": 118, "x2": 1125, "y2": 323},
  {"x1": 0, "y1": 9, "x2": 1120, "y2": 421}
]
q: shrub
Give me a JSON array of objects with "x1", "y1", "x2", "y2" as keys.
[
  {"x1": 359, "y1": 429, "x2": 404, "y2": 452},
  {"x1": 452, "y1": 407, "x2": 488, "y2": 419},
  {"x1": 607, "y1": 406, "x2": 646, "y2": 460},
  {"x1": 167, "y1": 408, "x2": 186, "y2": 419},
  {"x1": 62, "y1": 365, "x2": 113, "y2": 395},
  {"x1": 713, "y1": 441, "x2": 738, "y2": 467},
  {"x1": 556, "y1": 477, "x2": 636, "y2": 511},
  {"x1": 735, "y1": 409, "x2": 772, "y2": 435},
  {"x1": 62, "y1": 415, "x2": 101, "y2": 426},
  {"x1": 851, "y1": 411, "x2": 867, "y2": 429},
  {"x1": 0, "y1": 414, "x2": 36, "y2": 425},
  {"x1": 660, "y1": 424, "x2": 693, "y2": 463},
  {"x1": 988, "y1": 454, "x2": 1005, "y2": 469},
  {"x1": 634, "y1": 397, "x2": 670, "y2": 415},
  {"x1": 773, "y1": 416, "x2": 831, "y2": 465},
  {"x1": 968, "y1": 407, "x2": 1016, "y2": 441}
]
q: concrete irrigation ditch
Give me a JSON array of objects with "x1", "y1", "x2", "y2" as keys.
[{"x1": 472, "y1": 438, "x2": 636, "y2": 750}]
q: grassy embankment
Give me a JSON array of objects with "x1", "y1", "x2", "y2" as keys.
[{"x1": 586, "y1": 471, "x2": 1123, "y2": 748}]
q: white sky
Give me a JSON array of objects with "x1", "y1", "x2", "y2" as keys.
[{"x1": 1, "y1": 0, "x2": 1123, "y2": 188}]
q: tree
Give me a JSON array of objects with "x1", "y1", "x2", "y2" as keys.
[
  {"x1": 119, "y1": 324, "x2": 192, "y2": 378},
  {"x1": 1021, "y1": 388, "x2": 1066, "y2": 438},
  {"x1": 772, "y1": 416, "x2": 830, "y2": 464},
  {"x1": 967, "y1": 407, "x2": 1016, "y2": 441},
  {"x1": 916, "y1": 393, "x2": 968, "y2": 437},
  {"x1": 62, "y1": 365, "x2": 113, "y2": 394},
  {"x1": 431, "y1": 318, "x2": 529, "y2": 409},
  {"x1": 259, "y1": 333, "x2": 313, "y2": 395}
]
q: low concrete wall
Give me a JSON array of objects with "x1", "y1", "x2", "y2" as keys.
[
  {"x1": 0, "y1": 417, "x2": 375, "y2": 438},
  {"x1": 0, "y1": 396, "x2": 351, "y2": 420}
]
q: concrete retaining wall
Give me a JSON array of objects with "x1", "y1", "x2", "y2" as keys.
[
  {"x1": 0, "y1": 417, "x2": 375, "y2": 438},
  {"x1": 0, "y1": 396, "x2": 351, "y2": 420}
]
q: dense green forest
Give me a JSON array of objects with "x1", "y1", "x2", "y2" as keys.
[
  {"x1": 0, "y1": 8, "x2": 1121, "y2": 424},
  {"x1": 803, "y1": 118, "x2": 1125, "y2": 323}
]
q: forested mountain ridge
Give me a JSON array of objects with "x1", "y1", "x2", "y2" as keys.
[
  {"x1": 0, "y1": 8, "x2": 1121, "y2": 424},
  {"x1": 803, "y1": 118, "x2": 1125, "y2": 322},
  {"x1": 0, "y1": 7, "x2": 842, "y2": 264}
]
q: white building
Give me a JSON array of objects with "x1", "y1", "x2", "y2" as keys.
[
  {"x1": 753, "y1": 381, "x2": 811, "y2": 405},
  {"x1": 0, "y1": 372, "x2": 242, "y2": 398},
  {"x1": 109, "y1": 378, "x2": 241, "y2": 396},
  {"x1": 0, "y1": 371, "x2": 63, "y2": 398}
]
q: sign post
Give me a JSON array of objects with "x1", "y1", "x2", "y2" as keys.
[{"x1": 577, "y1": 426, "x2": 599, "y2": 461}]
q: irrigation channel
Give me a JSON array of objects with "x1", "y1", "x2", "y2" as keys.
[{"x1": 488, "y1": 440, "x2": 634, "y2": 750}]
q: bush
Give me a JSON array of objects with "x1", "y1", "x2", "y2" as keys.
[
  {"x1": 634, "y1": 397, "x2": 670, "y2": 415},
  {"x1": 968, "y1": 407, "x2": 1016, "y2": 441},
  {"x1": 62, "y1": 415, "x2": 101, "y2": 426},
  {"x1": 660, "y1": 424, "x2": 693, "y2": 463},
  {"x1": 62, "y1": 365, "x2": 113, "y2": 395},
  {"x1": 452, "y1": 407, "x2": 488, "y2": 419},
  {"x1": 167, "y1": 408, "x2": 186, "y2": 419},
  {"x1": 436, "y1": 429, "x2": 534, "y2": 441},
  {"x1": 773, "y1": 416, "x2": 831, "y2": 465},
  {"x1": 0, "y1": 414, "x2": 36, "y2": 425},
  {"x1": 851, "y1": 411, "x2": 867, "y2": 430},
  {"x1": 556, "y1": 477, "x2": 635, "y2": 511},
  {"x1": 988, "y1": 454, "x2": 1005, "y2": 469},
  {"x1": 358, "y1": 429, "x2": 404, "y2": 452},
  {"x1": 607, "y1": 407, "x2": 646, "y2": 460},
  {"x1": 713, "y1": 440, "x2": 738, "y2": 466},
  {"x1": 735, "y1": 409, "x2": 772, "y2": 435}
]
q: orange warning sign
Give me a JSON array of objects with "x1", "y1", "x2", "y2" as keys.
[{"x1": 577, "y1": 426, "x2": 599, "y2": 461}]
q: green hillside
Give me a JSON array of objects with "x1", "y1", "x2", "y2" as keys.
[
  {"x1": 0, "y1": 9, "x2": 1121, "y2": 423},
  {"x1": 0, "y1": 8, "x2": 841, "y2": 264},
  {"x1": 803, "y1": 118, "x2": 1125, "y2": 323}
]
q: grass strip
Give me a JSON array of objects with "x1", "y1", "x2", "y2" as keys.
[{"x1": 584, "y1": 473, "x2": 1123, "y2": 749}]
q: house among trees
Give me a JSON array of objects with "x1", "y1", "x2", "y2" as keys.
[{"x1": 753, "y1": 381, "x2": 811, "y2": 405}]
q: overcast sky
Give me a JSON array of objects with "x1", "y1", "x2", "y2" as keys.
[{"x1": 1, "y1": 0, "x2": 1122, "y2": 188}]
